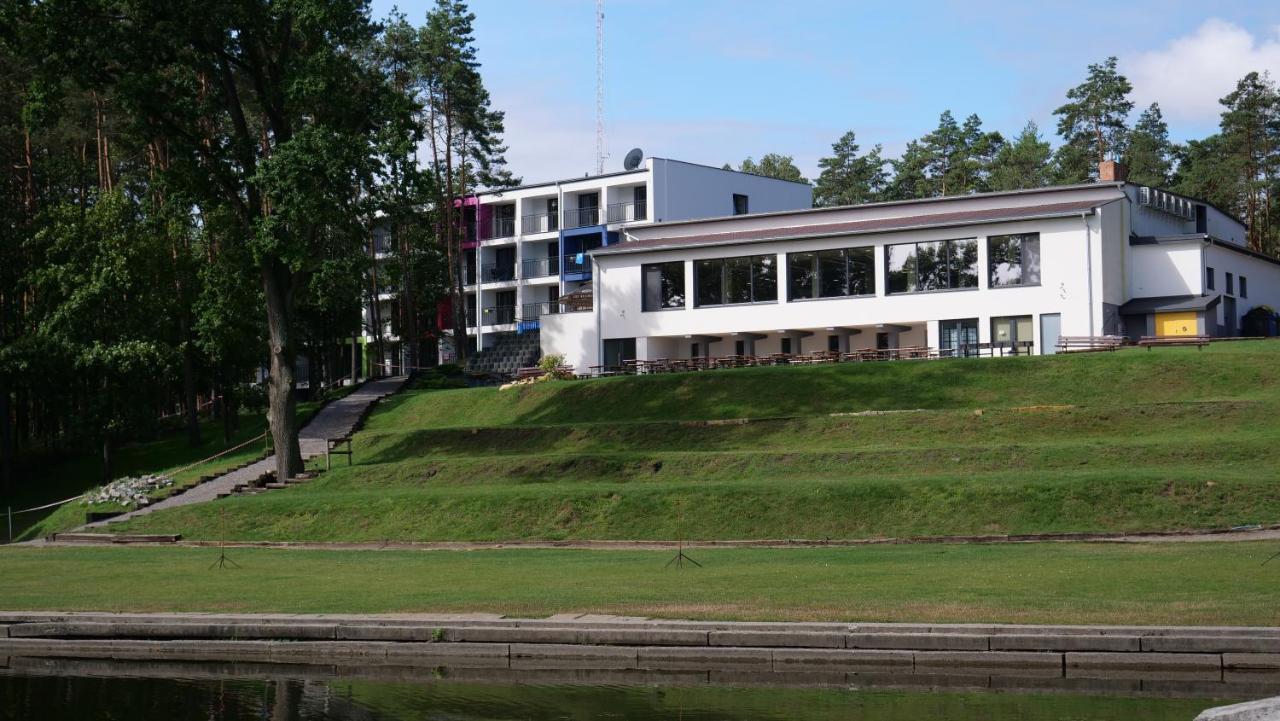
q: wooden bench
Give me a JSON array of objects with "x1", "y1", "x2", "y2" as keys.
[
  {"x1": 1056, "y1": 336, "x2": 1123, "y2": 353},
  {"x1": 1138, "y1": 335, "x2": 1210, "y2": 350},
  {"x1": 514, "y1": 367, "x2": 547, "y2": 381}
]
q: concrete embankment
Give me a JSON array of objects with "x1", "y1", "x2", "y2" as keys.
[{"x1": 1, "y1": 612, "x2": 1277, "y2": 697}]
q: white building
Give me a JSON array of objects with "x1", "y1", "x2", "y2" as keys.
[
  {"x1": 542, "y1": 163, "x2": 1280, "y2": 371},
  {"x1": 446, "y1": 157, "x2": 812, "y2": 372}
]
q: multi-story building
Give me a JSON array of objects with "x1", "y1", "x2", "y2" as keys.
[
  {"x1": 543, "y1": 162, "x2": 1280, "y2": 370},
  {"x1": 445, "y1": 157, "x2": 812, "y2": 373}
]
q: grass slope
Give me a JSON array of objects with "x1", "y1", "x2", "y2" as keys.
[
  {"x1": 118, "y1": 342, "x2": 1280, "y2": 542},
  {"x1": 1, "y1": 541, "x2": 1277, "y2": 626}
]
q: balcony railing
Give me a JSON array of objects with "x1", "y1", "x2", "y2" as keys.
[
  {"x1": 481, "y1": 217, "x2": 515, "y2": 240},
  {"x1": 562, "y1": 253, "x2": 593, "y2": 277},
  {"x1": 461, "y1": 265, "x2": 477, "y2": 286},
  {"x1": 481, "y1": 305, "x2": 517, "y2": 325},
  {"x1": 521, "y1": 301, "x2": 590, "y2": 320},
  {"x1": 607, "y1": 200, "x2": 647, "y2": 223},
  {"x1": 481, "y1": 263, "x2": 516, "y2": 283},
  {"x1": 563, "y1": 206, "x2": 600, "y2": 229},
  {"x1": 522, "y1": 256, "x2": 559, "y2": 278},
  {"x1": 464, "y1": 308, "x2": 477, "y2": 327},
  {"x1": 521, "y1": 212, "x2": 558, "y2": 234}
]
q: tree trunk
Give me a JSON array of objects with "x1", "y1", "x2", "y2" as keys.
[
  {"x1": 181, "y1": 319, "x2": 201, "y2": 447},
  {"x1": 262, "y1": 258, "x2": 303, "y2": 479},
  {"x1": 0, "y1": 388, "x2": 12, "y2": 495},
  {"x1": 101, "y1": 435, "x2": 114, "y2": 483}
]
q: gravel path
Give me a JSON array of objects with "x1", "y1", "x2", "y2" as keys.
[{"x1": 81, "y1": 376, "x2": 407, "y2": 529}]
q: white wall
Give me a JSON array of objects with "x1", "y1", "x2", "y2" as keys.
[
  {"x1": 1129, "y1": 242, "x2": 1204, "y2": 298},
  {"x1": 540, "y1": 311, "x2": 596, "y2": 371},
  {"x1": 1205, "y1": 244, "x2": 1280, "y2": 329},
  {"x1": 594, "y1": 215, "x2": 1097, "y2": 356}
]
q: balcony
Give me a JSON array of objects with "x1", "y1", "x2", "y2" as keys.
[
  {"x1": 521, "y1": 212, "x2": 558, "y2": 234},
  {"x1": 481, "y1": 216, "x2": 515, "y2": 240},
  {"x1": 563, "y1": 207, "x2": 600, "y2": 229},
  {"x1": 481, "y1": 305, "x2": 516, "y2": 325},
  {"x1": 465, "y1": 307, "x2": 477, "y2": 327},
  {"x1": 481, "y1": 262, "x2": 516, "y2": 283},
  {"x1": 522, "y1": 256, "x2": 559, "y2": 278},
  {"x1": 461, "y1": 265, "x2": 477, "y2": 286},
  {"x1": 607, "y1": 200, "x2": 647, "y2": 223},
  {"x1": 521, "y1": 301, "x2": 589, "y2": 320},
  {"x1": 562, "y1": 253, "x2": 592, "y2": 280}
]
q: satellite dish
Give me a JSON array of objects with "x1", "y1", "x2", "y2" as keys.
[{"x1": 623, "y1": 148, "x2": 644, "y2": 171}]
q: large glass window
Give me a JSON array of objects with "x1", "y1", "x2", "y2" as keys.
[
  {"x1": 887, "y1": 239, "x2": 979, "y2": 294},
  {"x1": 988, "y1": 233, "x2": 1040, "y2": 287},
  {"x1": 695, "y1": 254, "x2": 777, "y2": 306},
  {"x1": 789, "y1": 246, "x2": 876, "y2": 300},
  {"x1": 992, "y1": 315, "x2": 1034, "y2": 353},
  {"x1": 641, "y1": 261, "x2": 685, "y2": 311},
  {"x1": 940, "y1": 318, "x2": 979, "y2": 357}
]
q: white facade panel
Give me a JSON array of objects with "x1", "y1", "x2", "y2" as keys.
[
  {"x1": 539, "y1": 312, "x2": 596, "y2": 371},
  {"x1": 1129, "y1": 242, "x2": 1203, "y2": 299}
]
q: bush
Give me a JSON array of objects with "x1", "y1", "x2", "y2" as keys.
[
  {"x1": 1242, "y1": 305, "x2": 1277, "y2": 337},
  {"x1": 436, "y1": 363, "x2": 463, "y2": 376}
]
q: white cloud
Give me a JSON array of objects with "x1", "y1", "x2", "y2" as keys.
[{"x1": 1125, "y1": 19, "x2": 1280, "y2": 124}]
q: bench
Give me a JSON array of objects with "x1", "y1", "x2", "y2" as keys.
[
  {"x1": 1139, "y1": 335, "x2": 1210, "y2": 350},
  {"x1": 1056, "y1": 336, "x2": 1123, "y2": 353},
  {"x1": 514, "y1": 367, "x2": 547, "y2": 381}
]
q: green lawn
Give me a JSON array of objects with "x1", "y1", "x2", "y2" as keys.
[
  {"x1": 1, "y1": 541, "x2": 1277, "y2": 626},
  {"x1": 115, "y1": 342, "x2": 1280, "y2": 543},
  {"x1": 8, "y1": 393, "x2": 345, "y2": 542}
]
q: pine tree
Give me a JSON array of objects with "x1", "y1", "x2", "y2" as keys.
[
  {"x1": 813, "y1": 131, "x2": 887, "y2": 207},
  {"x1": 1054, "y1": 57, "x2": 1134, "y2": 179},
  {"x1": 1125, "y1": 103, "x2": 1174, "y2": 187},
  {"x1": 988, "y1": 121, "x2": 1052, "y2": 191},
  {"x1": 1218, "y1": 72, "x2": 1280, "y2": 252},
  {"x1": 884, "y1": 140, "x2": 932, "y2": 201},
  {"x1": 735, "y1": 154, "x2": 808, "y2": 183}
]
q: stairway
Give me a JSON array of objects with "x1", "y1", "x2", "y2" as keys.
[{"x1": 466, "y1": 331, "x2": 542, "y2": 380}]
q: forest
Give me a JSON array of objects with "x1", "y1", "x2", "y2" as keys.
[{"x1": 1, "y1": 2, "x2": 1277, "y2": 499}]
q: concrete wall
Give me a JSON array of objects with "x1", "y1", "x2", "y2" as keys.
[
  {"x1": 1205, "y1": 244, "x2": 1280, "y2": 331},
  {"x1": 595, "y1": 215, "x2": 1096, "y2": 356},
  {"x1": 1129, "y1": 242, "x2": 1204, "y2": 299},
  {"x1": 540, "y1": 311, "x2": 596, "y2": 371}
]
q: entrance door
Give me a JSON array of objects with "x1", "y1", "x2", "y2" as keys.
[
  {"x1": 940, "y1": 318, "x2": 978, "y2": 357},
  {"x1": 1156, "y1": 312, "x2": 1197, "y2": 337},
  {"x1": 1223, "y1": 297, "x2": 1237, "y2": 336},
  {"x1": 1040, "y1": 313, "x2": 1061, "y2": 355}
]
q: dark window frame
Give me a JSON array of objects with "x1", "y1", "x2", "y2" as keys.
[
  {"x1": 987, "y1": 233, "x2": 1041, "y2": 288},
  {"x1": 1226, "y1": 272, "x2": 1235, "y2": 296},
  {"x1": 1241, "y1": 275, "x2": 1248, "y2": 298},
  {"x1": 732, "y1": 193, "x2": 749, "y2": 215},
  {"x1": 787, "y1": 246, "x2": 876, "y2": 301},
  {"x1": 886, "y1": 238, "x2": 980, "y2": 294},
  {"x1": 1206, "y1": 267, "x2": 1215, "y2": 291},
  {"x1": 640, "y1": 261, "x2": 686, "y2": 312},
  {"x1": 693, "y1": 254, "x2": 778, "y2": 307}
]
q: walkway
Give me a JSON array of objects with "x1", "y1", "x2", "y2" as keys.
[{"x1": 83, "y1": 376, "x2": 407, "y2": 529}]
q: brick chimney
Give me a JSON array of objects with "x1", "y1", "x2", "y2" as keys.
[{"x1": 1098, "y1": 160, "x2": 1129, "y2": 182}]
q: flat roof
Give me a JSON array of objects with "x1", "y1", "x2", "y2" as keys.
[
  {"x1": 471, "y1": 156, "x2": 812, "y2": 198},
  {"x1": 594, "y1": 199, "x2": 1103, "y2": 256},
  {"x1": 1119, "y1": 294, "x2": 1220, "y2": 314}
]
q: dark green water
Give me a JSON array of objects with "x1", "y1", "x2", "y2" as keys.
[{"x1": 0, "y1": 672, "x2": 1238, "y2": 720}]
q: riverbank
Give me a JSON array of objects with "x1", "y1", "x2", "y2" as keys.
[{"x1": 2, "y1": 611, "x2": 1278, "y2": 701}]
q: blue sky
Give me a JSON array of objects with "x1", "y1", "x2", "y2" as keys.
[{"x1": 370, "y1": 0, "x2": 1280, "y2": 183}]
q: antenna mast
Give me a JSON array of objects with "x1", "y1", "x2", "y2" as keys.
[{"x1": 595, "y1": 0, "x2": 605, "y2": 175}]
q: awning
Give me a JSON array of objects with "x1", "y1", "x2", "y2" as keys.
[
  {"x1": 1119, "y1": 294, "x2": 1220, "y2": 315},
  {"x1": 557, "y1": 283, "x2": 593, "y2": 311}
]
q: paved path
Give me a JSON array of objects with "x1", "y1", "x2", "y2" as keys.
[{"x1": 82, "y1": 376, "x2": 407, "y2": 529}]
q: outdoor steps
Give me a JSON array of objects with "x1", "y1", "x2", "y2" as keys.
[{"x1": 466, "y1": 330, "x2": 542, "y2": 379}]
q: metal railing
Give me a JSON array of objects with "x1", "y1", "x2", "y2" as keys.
[
  {"x1": 563, "y1": 206, "x2": 600, "y2": 228},
  {"x1": 464, "y1": 308, "x2": 477, "y2": 327},
  {"x1": 522, "y1": 257, "x2": 559, "y2": 278},
  {"x1": 462, "y1": 265, "x2": 477, "y2": 286},
  {"x1": 481, "y1": 305, "x2": 517, "y2": 325},
  {"x1": 521, "y1": 301, "x2": 589, "y2": 319},
  {"x1": 481, "y1": 263, "x2": 516, "y2": 283},
  {"x1": 481, "y1": 216, "x2": 515, "y2": 240},
  {"x1": 607, "y1": 200, "x2": 647, "y2": 223},
  {"x1": 521, "y1": 212, "x2": 558, "y2": 234},
  {"x1": 562, "y1": 253, "x2": 592, "y2": 276}
]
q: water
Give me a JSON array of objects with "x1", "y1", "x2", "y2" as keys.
[{"x1": 0, "y1": 663, "x2": 1246, "y2": 720}]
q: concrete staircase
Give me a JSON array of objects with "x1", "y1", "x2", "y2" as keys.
[{"x1": 465, "y1": 331, "x2": 541, "y2": 380}]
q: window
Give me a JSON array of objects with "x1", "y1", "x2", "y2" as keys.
[
  {"x1": 1206, "y1": 267, "x2": 1215, "y2": 290},
  {"x1": 787, "y1": 247, "x2": 875, "y2": 300},
  {"x1": 603, "y1": 338, "x2": 636, "y2": 368},
  {"x1": 988, "y1": 233, "x2": 1041, "y2": 287},
  {"x1": 992, "y1": 315, "x2": 1034, "y2": 353},
  {"x1": 886, "y1": 238, "x2": 979, "y2": 294},
  {"x1": 1226, "y1": 272, "x2": 1235, "y2": 295},
  {"x1": 641, "y1": 262, "x2": 685, "y2": 311},
  {"x1": 733, "y1": 194, "x2": 749, "y2": 215},
  {"x1": 1241, "y1": 276, "x2": 1248, "y2": 298},
  {"x1": 694, "y1": 254, "x2": 777, "y2": 306},
  {"x1": 940, "y1": 318, "x2": 979, "y2": 357}
]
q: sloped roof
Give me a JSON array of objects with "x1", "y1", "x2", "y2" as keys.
[{"x1": 1119, "y1": 295, "x2": 1221, "y2": 314}]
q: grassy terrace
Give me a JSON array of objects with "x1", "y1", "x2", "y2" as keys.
[
  {"x1": 113, "y1": 341, "x2": 1280, "y2": 543},
  {"x1": 0, "y1": 541, "x2": 1278, "y2": 626}
]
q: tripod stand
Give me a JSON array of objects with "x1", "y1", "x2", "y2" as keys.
[{"x1": 664, "y1": 498, "x2": 700, "y2": 569}]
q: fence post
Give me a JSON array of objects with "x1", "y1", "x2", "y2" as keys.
[{"x1": 6, "y1": 507, "x2": 11, "y2": 544}]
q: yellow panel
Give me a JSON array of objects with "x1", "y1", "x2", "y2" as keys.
[{"x1": 1156, "y1": 312, "x2": 1198, "y2": 337}]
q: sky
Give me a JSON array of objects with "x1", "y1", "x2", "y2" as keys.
[{"x1": 369, "y1": 0, "x2": 1280, "y2": 183}]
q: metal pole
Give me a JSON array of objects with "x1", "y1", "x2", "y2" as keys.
[{"x1": 7, "y1": 507, "x2": 11, "y2": 544}]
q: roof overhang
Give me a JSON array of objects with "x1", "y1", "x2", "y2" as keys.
[{"x1": 1118, "y1": 294, "x2": 1221, "y2": 315}]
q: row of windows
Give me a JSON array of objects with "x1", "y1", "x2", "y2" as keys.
[
  {"x1": 1206, "y1": 267, "x2": 1248, "y2": 298},
  {"x1": 641, "y1": 234, "x2": 1041, "y2": 311}
]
